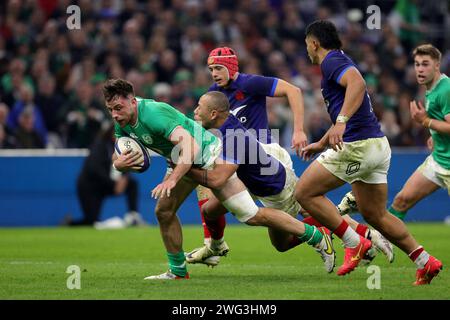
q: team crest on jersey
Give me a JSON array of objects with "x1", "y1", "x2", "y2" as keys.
[
  {"x1": 142, "y1": 134, "x2": 153, "y2": 144},
  {"x1": 235, "y1": 90, "x2": 245, "y2": 100}
]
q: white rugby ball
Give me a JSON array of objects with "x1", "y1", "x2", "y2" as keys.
[{"x1": 114, "y1": 136, "x2": 150, "y2": 173}]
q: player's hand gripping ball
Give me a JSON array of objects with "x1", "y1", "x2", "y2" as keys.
[{"x1": 114, "y1": 137, "x2": 150, "y2": 173}]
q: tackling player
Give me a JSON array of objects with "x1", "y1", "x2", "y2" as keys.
[{"x1": 185, "y1": 91, "x2": 335, "y2": 273}]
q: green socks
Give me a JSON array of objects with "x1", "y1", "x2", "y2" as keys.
[
  {"x1": 298, "y1": 224, "x2": 323, "y2": 247},
  {"x1": 167, "y1": 251, "x2": 187, "y2": 277},
  {"x1": 388, "y1": 206, "x2": 407, "y2": 221}
]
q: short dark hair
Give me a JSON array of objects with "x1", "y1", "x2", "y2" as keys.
[
  {"x1": 413, "y1": 44, "x2": 442, "y2": 62},
  {"x1": 305, "y1": 20, "x2": 342, "y2": 50},
  {"x1": 102, "y1": 78, "x2": 135, "y2": 102},
  {"x1": 204, "y1": 91, "x2": 230, "y2": 113}
]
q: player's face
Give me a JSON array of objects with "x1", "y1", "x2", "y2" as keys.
[
  {"x1": 208, "y1": 65, "x2": 229, "y2": 87},
  {"x1": 414, "y1": 55, "x2": 440, "y2": 86},
  {"x1": 194, "y1": 96, "x2": 214, "y2": 129},
  {"x1": 305, "y1": 36, "x2": 319, "y2": 64},
  {"x1": 105, "y1": 95, "x2": 136, "y2": 128}
]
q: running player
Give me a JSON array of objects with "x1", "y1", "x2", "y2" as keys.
[
  {"x1": 387, "y1": 44, "x2": 450, "y2": 222},
  {"x1": 295, "y1": 20, "x2": 442, "y2": 285}
]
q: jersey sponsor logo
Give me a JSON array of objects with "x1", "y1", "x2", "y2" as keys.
[
  {"x1": 235, "y1": 90, "x2": 245, "y2": 100},
  {"x1": 345, "y1": 162, "x2": 360, "y2": 175},
  {"x1": 142, "y1": 134, "x2": 153, "y2": 144},
  {"x1": 239, "y1": 116, "x2": 247, "y2": 123},
  {"x1": 230, "y1": 104, "x2": 247, "y2": 117}
]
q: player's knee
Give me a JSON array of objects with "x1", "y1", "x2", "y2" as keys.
[
  {"x1": 392, "y1": 192, "x2": 413, "y2": 212},
  {"x1": 244, "y1": 209, "x2": 266, "y2": 226},
  {"x1": 295, "y1": 185, "x2": 311, "y2": 206},
  {"x1": 154, "y1": 204, "x2": 175, "y2": 225}
]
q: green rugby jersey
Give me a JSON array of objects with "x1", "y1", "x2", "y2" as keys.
[
  {"x1": 425, "y1": 74, "x2": 450, "y2": 169},
  {"x1": 115, "y1": 98, "x2": 219, "y2": 167}
]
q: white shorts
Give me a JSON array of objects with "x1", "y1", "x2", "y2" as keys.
[
  {"x1": 260, "y1": 143, "x2": 293, "y2": 170},
  {"x1": 251, "y1": 168, "x2": 301, "y2": 217},
  {"x1": 317, "y1": 136, "x2": 391, "y2": 184},
  {"x1": 418, "y1": 154, "x2": 450, "y2": 193}
]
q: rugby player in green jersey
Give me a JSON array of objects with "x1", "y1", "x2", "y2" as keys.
[{"x1": 388, "y1": 44, "x2": 450, "y2": 225}]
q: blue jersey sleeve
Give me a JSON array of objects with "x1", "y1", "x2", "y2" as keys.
[
  {"x1": 322, "y1": 54, "x2": 354, "y2": 84},
  {"x1": 240, "y1": 74, "x2": 278, "y2": 97}
]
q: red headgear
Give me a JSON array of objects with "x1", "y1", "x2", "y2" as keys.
[{"x1": 207, "y1": 47, "x2": 239, "y2": 80}]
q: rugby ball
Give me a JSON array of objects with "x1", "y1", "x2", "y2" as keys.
[{"x1": 114, "y1": 136, "x2": 150, "y2": 173}]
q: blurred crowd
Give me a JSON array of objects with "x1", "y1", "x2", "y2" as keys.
[{"x1": 0, "y1": 0, "x2": 449, "y2": 150}]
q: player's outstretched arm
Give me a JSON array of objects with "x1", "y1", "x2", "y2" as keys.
[
  {"x1": 273, "y1": 79, "x2": 307, "y2": 155},
  {"x1": 151, "y1": 126, "x2": 200, "y2": 199},
  {"x1": 187, "y1": 162, "x2": 239, "y2": 189}
]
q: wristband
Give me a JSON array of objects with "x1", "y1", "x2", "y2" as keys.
[
  {"x1": 422, "y1": 118, "x2": 433, "y2": 128},
  {"x1": 336, "y1": 114, "x2": 349, "y2": 124}
]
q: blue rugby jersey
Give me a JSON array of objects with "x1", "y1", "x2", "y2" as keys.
[
  {"x1": 217, "y1": 115, "x2": 286, "y2": 197},
  {"x1": 321, "y1": 50, "x2": 384, "y2": 142},
  {"x1": 208, "y1": 73, "x2": 278, "y2": 143}
]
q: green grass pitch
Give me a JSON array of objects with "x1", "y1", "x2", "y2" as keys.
[{"x1": 0, "y1": 223, "x2": 449, "y2": 300}]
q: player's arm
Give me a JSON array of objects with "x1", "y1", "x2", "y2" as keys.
[
  {"x1": 410, "y1": 100, "x2": 450, "y2": 134},
  {"x1": 151, "y1": 126, "x2": 200, "y2": 199},
  {"x1": 337, "y1": 67, "x2": 366, "y2": 119},
  {"x1": 167, "y1": 126, "x2": 200, "y2": 182},
  {"x1": 426, "y1": 114, "x2": 450, "y2": 134},
  {"x1": 300, "y1": 125, "x2": 332, "y2": 160},
  {"x1": 273, "y1": 79, "x2": 307, "y2": 154},
  {"x1": 187, "y1": 162, "x2": 239, "y2": 189},
  {"x1": 327, "y1": 67, "x2": 366, "y2": 151}
]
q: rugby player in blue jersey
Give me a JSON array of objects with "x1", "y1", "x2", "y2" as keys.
[{"x1": 295, "y1": 20, "x2": 442, "y2": 284}]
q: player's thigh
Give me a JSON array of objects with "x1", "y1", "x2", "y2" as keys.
[
  {"x1": 296, "y1": 160, "x2": 345, "y2": 199},
  {"x1": 211, "y1": 175, "x2": 259, "y2": 223},
  {"x1": 396, "y1": 169, "x2": 440, "y2": 204},
  {"x1": 155, "y1": 177, "x2": 197, "y2": 217},
  {"x1": 351, "y1": 182, "x2": 387, "y2": 219},
  {"x1": 211, "y1": 174, "x2": 248, "y2": 201}
]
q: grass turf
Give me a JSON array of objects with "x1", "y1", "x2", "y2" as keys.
[{"x1": 0, "y1": 223, "x2": 448, "y2": 300}]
